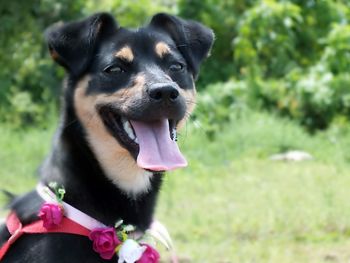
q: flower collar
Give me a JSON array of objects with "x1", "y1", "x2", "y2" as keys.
[
  {"x1": 36, "y1": 183, "x2": 177, "y2": 263},
  {"x1": 36, "y1": 183, "x2": 106, "y2": 230}
]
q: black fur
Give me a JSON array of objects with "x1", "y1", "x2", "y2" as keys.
[{"x1": 0, "y1": 12, "x2": 213, "y2": 262}]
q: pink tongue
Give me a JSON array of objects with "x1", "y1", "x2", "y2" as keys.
[{"x1": 129, "y1": 119, "x2": 187, "y2": 171}]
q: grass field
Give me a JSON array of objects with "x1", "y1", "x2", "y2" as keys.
[{"x1": 1, "y1": 110, "x2": 350, "y2": 262}]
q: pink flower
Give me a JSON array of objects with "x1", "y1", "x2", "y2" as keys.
[
  {"x1": 89, "y1": 227, "x2": 121, "y2": 260},
  {"x1": 38, "y1": 202, "x2": 63, "y2": 229},
  {"x1": 137, "y1": 244, "x2": 160, "y2": 263}
]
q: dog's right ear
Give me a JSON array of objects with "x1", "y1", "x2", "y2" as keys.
[
  {"x1": 45, "y1": 13, "x2": 118, "y2": 77},
  {"x1": 150, "y1": 13, "x2": 214, "y2": 79}
]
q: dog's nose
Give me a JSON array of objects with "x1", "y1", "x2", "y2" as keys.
[{"x1": 148, "y1": 84, "x2": 179, "y2": 102}]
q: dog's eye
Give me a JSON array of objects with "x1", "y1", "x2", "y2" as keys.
[
  {"x1": 104, "y1": 65, "x2": 125, "y2": 74},
  {"x1": 169, "y1": 63, "x2": 184, "y2": 72}
]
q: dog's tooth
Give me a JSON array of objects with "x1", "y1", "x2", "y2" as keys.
[
  {"x1": 123, "y1": 120, "x2": 131, "y2": 131},
  {"x1": 123, "y1": 121, "x2": 135, "y2": 140},
  {"x1": 121, "y1": 117, "x2": 127, "y2": 124},
  {"x1": 135, "y1": 137, "x2": 139, "y2": 144},
  {"x1": 171, "y1": 128, "x2": 177, "y2": 141}
]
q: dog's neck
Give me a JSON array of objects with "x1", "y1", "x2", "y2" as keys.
[{"x1": 40, "y1": 95, "x2": 163, "y2": 231}]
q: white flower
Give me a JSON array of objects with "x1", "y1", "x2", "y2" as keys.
[{"x1": 118, "y1": 239, "x2": 146, "y2": 263}]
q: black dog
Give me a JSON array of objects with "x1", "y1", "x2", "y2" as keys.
[{"x1": 0, "y1": 13, "x2": 213, "y2": 262}]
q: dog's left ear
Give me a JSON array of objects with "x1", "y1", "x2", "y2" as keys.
[
  {"x1": 45, "y1": 13, "x2": 118, "y2": 77},
  {"x1": 150, "y1": 13, "x2": 214, "y2": 79}
]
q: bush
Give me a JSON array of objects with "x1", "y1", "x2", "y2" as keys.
[
  {"x1": 188, "y1": 0, "x2": 350, "y2": 132},
  {"x1": 322, "y1": 24, "x2": 350, "y2": 74},
  {"x1": 234, "y1": 0, "x2": 302, "y2": 78},
  {"x1": 0, "y1": 0, "x2": 84, "y2": 127},
  {"x1": 197, "y1": 67, "x2": 350, "y2": 135},
  {"x1": 194, "y1": 80, "x2": 248, "y2": 139}
]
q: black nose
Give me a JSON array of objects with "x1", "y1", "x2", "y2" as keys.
[{"x1": 148, "y1": 84, "x2": 179, "y2": 102}]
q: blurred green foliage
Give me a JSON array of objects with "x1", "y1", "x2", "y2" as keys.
[
  {"x1": 1, "y1": 0, "x2": 350, "y2": 131},
  {"x1": 180, "y1": 0, "x2": 350, "y2": 132}
]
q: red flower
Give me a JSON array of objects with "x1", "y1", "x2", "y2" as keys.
[
  {"x1": 38, "y1": 203, "x2": 63, "y2": 229},
  {"x1": 137, "y1": 244, "x2": 160, "y2": 263},
  {"x1": 89, "y1": 227, "x2": 121, "y2": 260}
]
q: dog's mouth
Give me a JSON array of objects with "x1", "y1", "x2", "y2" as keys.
[{"x1": 99, "y1": 107, "x2": 187, "y2": 172}]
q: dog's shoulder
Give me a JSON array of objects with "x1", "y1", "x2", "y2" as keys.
[{"x1": 8, "y1": 190, "x2": 43, "y2": 225}]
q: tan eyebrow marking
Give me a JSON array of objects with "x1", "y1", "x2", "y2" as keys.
[
  {"x1": 115, "y1": 46, "x2": 134, "y2": 62},
  {"x1": 155, "y1": 42, "x2": 171, "y2": 58}
]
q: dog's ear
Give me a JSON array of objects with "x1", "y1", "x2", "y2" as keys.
[
  {"x1": 150, "y1": 13, "x2": 214, "y2": 79},
  {"x1": 45, "y1": 13, "x2": 118, "y2": 77}
]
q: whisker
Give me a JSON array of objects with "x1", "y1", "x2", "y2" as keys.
[
  {"x1": 176, "y1": 44, "x2": 187, "y2": 48},
  {"x1": 185, "y1": 99, "x2": 198, "y2": 106},
  {"x1": 62, "y1": 119, "x2": 78, "y2": 131}
]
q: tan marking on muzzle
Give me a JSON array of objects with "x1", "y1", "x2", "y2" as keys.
[
  {"x1": 115, "y1": 46, "x2": 134, "y2": 62},
  {"x1": 74, "y1": 75, "x2": 151, "y2": 196},
  {"x1": 155, "y1": 42, "x2": 171, "y2": 58},
  {"x1": 94, "y1": 74, "x2": 146, "y2": 112},
  {"x1": 177, "y1": 87, "x2": 197, "y2": 130}
]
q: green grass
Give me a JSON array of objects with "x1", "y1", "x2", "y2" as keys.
[
  {"x1": 1, "y1": 110, "x2": 350, "y2": 262},
  {"x1": 0, "y1": 123, "x2": 56, "y2": 205}
]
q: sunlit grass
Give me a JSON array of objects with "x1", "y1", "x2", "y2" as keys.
[
  {"x1": 158, "y1": 111, "x2": 350, "y2": 262},
  {"x1": 0, "y1": 124, "x2": 56, "y2": 200},
  {"x1": 1, "y1": 110, "x2": 350, "y2": 262}
]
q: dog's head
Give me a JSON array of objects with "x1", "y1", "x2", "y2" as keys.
[{"x1": 46, "y1": 13, "x2": 214, "y2": 195}]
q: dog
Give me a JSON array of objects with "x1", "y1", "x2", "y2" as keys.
[{"x1": 0, "y1": 12, "x2": 213, "y2": 262}]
